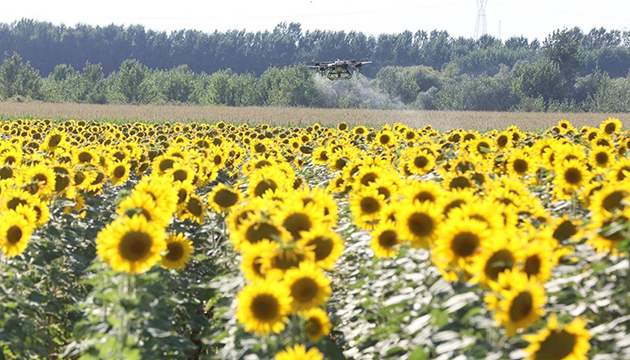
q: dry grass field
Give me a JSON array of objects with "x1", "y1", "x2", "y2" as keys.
[{"x1": 0, "y1": 102, "x2": 628, "y2": 130}]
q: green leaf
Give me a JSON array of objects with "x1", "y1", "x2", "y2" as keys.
[
  {"x1": 430, "y1": 308, "x2": 449, "y2": 328},
  {"x1": 316, "y1": 336, "x2": 346, "y2": 360},
  {"x1": 408, "y1": 346, "x2": 429, "y2": 360}
]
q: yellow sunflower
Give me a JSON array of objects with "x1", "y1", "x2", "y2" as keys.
[
  {"x1": 469, "y1": 234, "x2": 524, "y2": 287},
  {"x1": 161, "y1": 233, "x2": 193, "y2": 271},
  {"x1": 554, "y1": 159, "x2": 588, "y2": 192},
  {"x1": 118, "y1": 191, "x2": 172, "y2": 227},
  {"x1": 349, "y1": 187, "x2": 386, "y2": 230},
  {"x1": 523, "y1": 314, "x2": 591, "y2": 360},
  {"x1": 177, "y1": 194, "x2": 207, "y2": 224},
  {"x1": 283, "y1": 261, "x2": 331, "y2": 312},
  {"x1": 485, "y1": 270, "x2": 547, "y2": 337},
  {"x1": 95, "y1": 215, "x2": 167, "y2": 274},
  {"x1": 240, "y1": 240, "x2": 279, "y2": 281},
  {"x1": 20, "y1": 163, "x2": 57, "y2": 197},
  {"x1": 275, "y1": 344, "x2": 324, "y2": 360},
  {"x1": 303, "y1": 308, "x2": 331, "y2": 343},
  {"x1": 231, "y1": 214, "x2": 290, "y2": 251},
  {"x1": 0, "y1": 210, "x2": 34, "y2": 257},
  {"x1": 397, "y1": 200, "x2": 442, "y2": 248},
  {"x1": 236, "y1": 280, "x2": 291, "y2": 336},
  {"x1": 108, "y1": 160, "x2": 131, "y2": 185},
  {"x1": 370, "y1": 221, "x2": 403, "y2": 258},
  {"x1": 208, "y1": 183, "x2": 241, "y2": 213},
  {"x1": 432, "y1": 218, "x2": 493, "y2": 281},
  {"x1": 275, "y1": 201, "x2": 324, "y2": 242},
  {"x1": 298, "y1": 228, "x2": 345, "y2": 270}
]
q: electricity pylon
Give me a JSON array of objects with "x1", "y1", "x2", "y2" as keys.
[{"x1": 474, "y1": 0, "x2": 488, "y2": 38}]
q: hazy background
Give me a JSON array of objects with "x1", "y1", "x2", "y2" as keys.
[{"x1": 2, "y1": 0, "x2": 629, "y2": 40}]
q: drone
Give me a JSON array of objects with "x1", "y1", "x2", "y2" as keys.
[{"x1": 309, "y1": 59, "x2": 372, "y2": 80}]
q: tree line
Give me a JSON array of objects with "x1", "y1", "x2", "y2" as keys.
[
  {"x1": 1, "y1": 21, "x2": 630, "y2": 112},
  {"x1": 3, "y1": 19, "x2": 630, "y2": 78}
]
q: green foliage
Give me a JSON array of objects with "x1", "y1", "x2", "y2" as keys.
[
  {"x1": 543, "y1": 27, "x2": 583, "y2": 82},
  {"x1": 512, "y1": 59, "x2": 567, "y2": 107},
  {"x1": 110, "y1": 59, "x2": 156, "y2": 104},
  {"x1": 0, "y1": 53, "x2": 42, "y2": 100},
  {"x1": 592, "y1": 74, "x2": 630, "y2": 112},
  {"x1": 376, "y1": 65, "x2": 442, "y2": 104}
]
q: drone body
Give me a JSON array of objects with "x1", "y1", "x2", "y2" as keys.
[{"x1": 309, "y1": 59, "x2": 372, "y2": 80}]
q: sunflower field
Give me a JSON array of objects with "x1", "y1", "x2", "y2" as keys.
[{"x1": 1, "y1": 117, "x2": 629, "y2": 360}]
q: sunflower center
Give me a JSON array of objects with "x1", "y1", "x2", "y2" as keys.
[
  {"x1": 177, "y1": 188, "x2": 189, "y2": 204},
  {"x1": 172, "y1": 169, "x2": 187, "y2": 182},
  {"x1": 307, "y1": 237, "x2": 334, "y2": 261},
  {"x1": 451, "y1": 232, "x2": 480, "y2": 258},
  {"x1": 334, "y1": 158, "x2": 347, "y2": 170},
  {"x1": 187, "y1": 197, "x2": 203, "y2": 217},
  {"x1": 470, "y1": 214, "x2": 489, "y2": 226},
  {"x1": 114, "y1": 165, "x2": 127, "y2": 179},
  {"x1": 165, "y1": 242, "x2": 184, "y2": 261},
  {"x1": 78, "y1": 152, "x2": 93, "y2": 164},
  {"x1": 513, "y1": 159, "x2": 528, "y2": 174},
  {"x1": 214, "y1": 189, "x2": 238, "y2": 208},
  {"x1": 159, "y1": 159, "x2": 175, "y2": 173},
  {"x1": 484, "y1": 249, "x2": 515, "y2": 281},
  {"x1": 601, "y1": 217, "x2": 628, "y2": 242},
  {"x1": 604, "y1": 123, "x2": 616, "y2": 134},
  {"x1": 414, "y1": 191, "x2": 436, "y2": 203},
  {"x1": 524, "y1": 255, "x2": 541, "y2": 277},
  {"x1": 360, "y1": 197, "x2": 381, "y2": 214},
  {"x1": 252, "y1": 257, "x2": 264, "y2": 276},
  {"x1": 563, "y1": 167, "x2": 582, "y2": 185},
  {"x1": 245, "y1": 222, "x2": 280, "y2": 244},
  {"x1": 444, "y1": 200, "x2": 466, "y2": 215},
  {"x1": 360, "y1": 172, "x2": 377, "y2": 186},
  {"x1": 378, "y1": 230, "x2": 399, "y2": 249},
  {"x1": 552, "y1": 220, "x2": 577, "y2": 242},
  {"x1": 449, "y1": 176, "x2": 471, "y2": 190},
  {"x1": 602, "y1": 191, "x2": 625, "y2": 213},
  {"x1": 377, "y1": 187, "x2": 391, "y2": 200},
  {"x1": 49, "y1": 134, "x2": 62, "y2": 147},
  {"x1": 118, "y1": 231, "x2": 153, "y2": 261},
  {"x1": 379, "y1": 135, "x2": 390, "y2": 145},
  {"x1": 407, "y1": 212, "x2": 434, "y2": 237},
  {"x1": 74, "y1": 172, "x2": 86, "y2": 186},
  {"x1": 254, "y1": 179, "x2": 277, "y2": 197},
  {"x1": 497, "y1": 135, "x2": 508, "y2": 148},
  {"x1": 534, "y1": 329, "x2": 577, "y2": 360},
  {"x1": 213, "y1": 155, "x2": 222, "y2": 166},
  {"x1": 291, "y1": 277, "x2": 318, "y2": 304},
  {"x1": 595, "y1": 152, "x2": 609, "y2": 166},
  {"x1": 7, "y1": 225, "x2": 23, "y2": 244},
  {"x1": 55, "y1": 173, "x2": 70, "y2": 192},
  {"x1": 0, "y1": 166, "x2": 13, "y2": 180},
  {"x1": 617, "y1": 166, "x2": 630, "y2": 181},
  {"x1": 250, "y1": 294, "x2": 280, "y2": 322},
  {"x1": 414, "y1": 156, "x2": 428, "y2": 168},
  {"x1": 272, "y1": 250, "x2": 304, "y2": 270},
  {"x1": 305, "y1": 318, "x2": 322, "y2": 335},
  {"x1": 508, "y1": 291, "x2": 533, "y2": 323},
  {"x1": 283, "y1": 213, "x2": 312, "y2": 239}
]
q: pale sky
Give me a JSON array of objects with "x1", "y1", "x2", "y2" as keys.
[{"x1": 2, "y1": 0, "x2": 630, "y2": 41}]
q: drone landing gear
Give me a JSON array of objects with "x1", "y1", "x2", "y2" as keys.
[{"x1": 327, "y1": 70, "x2": 352, "y2": 80}]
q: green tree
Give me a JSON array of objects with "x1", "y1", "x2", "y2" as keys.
[
  {"x1": 543, "y1": 28, "x2": 583, "y2": 82},
  {"x1": 512, "y1": 59, "x2": 566, "y2": 107},
  {"x1": 0, "y1": 53, "x2": 42, "y2": 100},
  {"x1": 79, "y1": 62, "x2": 107, "y2": 104},
  {"x1": 111, "y1": 59, "x2": 155, "y2": 104}
]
